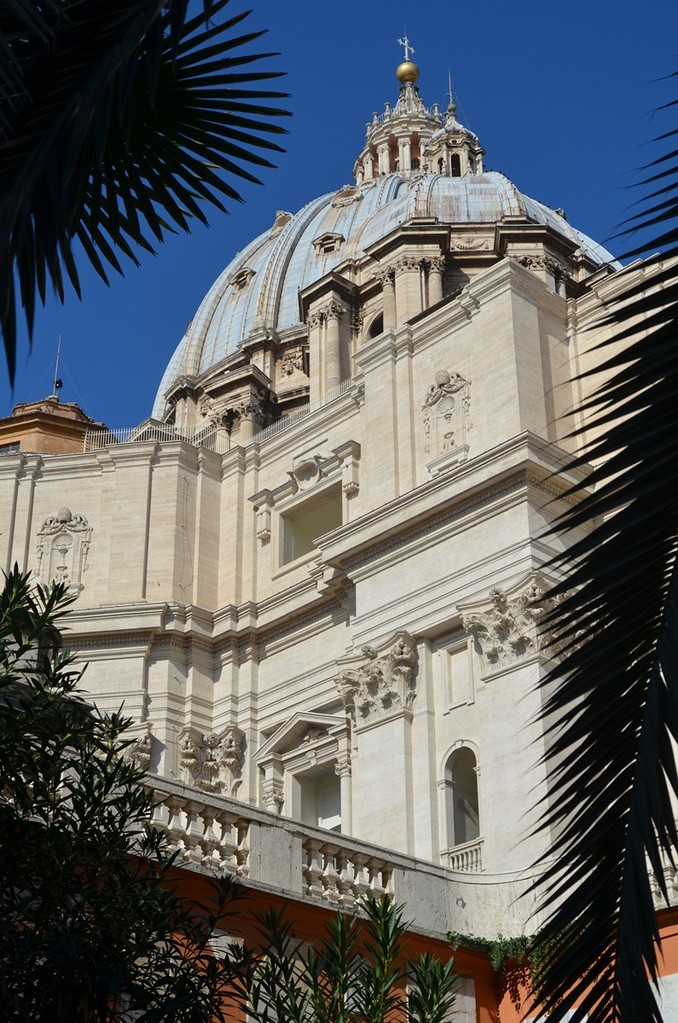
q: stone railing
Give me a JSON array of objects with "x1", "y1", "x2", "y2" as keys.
[
  {"x1": 302, "y1": 836, "x2": 394, "y2": 907},
  {"x1": 149, "y1": 778, "x2": 531, "y2": 940},
  {"x1": 86, "y1": 379, "x2": 358, "y2": 454},
  {"x1": 151, "y1": 789, "x2": 250, "y2": 877},
  {"x1": 441, "y1": 838, "x2": 484, "y2": 873}
]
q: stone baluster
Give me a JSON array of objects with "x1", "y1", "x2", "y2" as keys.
[
  {"x1": 235, "y1": 818, "x2": 250, "y2": 877},
  {"x1": 350, "y1": 852, "x2": 370, "y2": 900},
  {"x1": 303, "y1": 839, "x2": 325, "y2": 899},
  {"x1": 321, "y1": 843, "x2": 342, "y2": 904},
  {"x1": 183, "y1": 799, "x2": 205, "y2": 866}
]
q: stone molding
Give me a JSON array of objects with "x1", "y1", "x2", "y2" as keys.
[
  {"x1": 337, "y1": 631, "x2": 417, "y2": 727},
  {"x1": 178, "y1": 724, "x2": 245, "y2": 797}
]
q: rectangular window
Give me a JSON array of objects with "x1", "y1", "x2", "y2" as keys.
[
  {"x1": 0, "y1": 442, "x2": 20, "y2": 455},
  {"x1": 281, "y1": 484, "x2": 343, "y2": 566}
]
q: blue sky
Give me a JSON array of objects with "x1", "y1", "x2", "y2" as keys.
[{"x1": 5, "y1": 0, "x2": 678, "y2": 426}]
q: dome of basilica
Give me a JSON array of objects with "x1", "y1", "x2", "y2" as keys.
[{"x1": 153, "y1": 59, "x2": 618, "y2": 426}]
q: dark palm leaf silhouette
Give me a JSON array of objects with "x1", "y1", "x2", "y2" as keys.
[
  {"x1": 529, "y1": 79, "x2": 678, "y2": 1022},
  {"x1": 0, "y1": 0, "x2": 289, "y2": 384}
]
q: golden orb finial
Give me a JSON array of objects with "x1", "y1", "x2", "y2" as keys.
[{"x1": 396, "y1": 60, "x2": 419, "y2": 84}]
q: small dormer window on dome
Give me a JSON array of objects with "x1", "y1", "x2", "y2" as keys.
[
  {"x1": 312, "y1": 233, "x2": 344, "y2": 256},
  {"x1": 230, "y1": 267, "x2": 255, "y2": 291}
]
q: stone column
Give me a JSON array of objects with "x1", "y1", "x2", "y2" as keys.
[
  {"x1": 322, "y1": 300, "x2": 344, "y2": 393},
  {"x1": 394, "y1": 255, "x2": 423, "y2": 320},
  {"x1": 335, "y1": 755, "x2": 352, "y2": 834},
  {"x1": 378, "y1": 143, "x2": 389, "y2": 175},
  {"x1": 234, "y1": 391, "x2": 264, "y2": 445},
  {"x1": 428, "y1": 256, "x2": 445, "y2": 306},
  {"x1": 401, "y1": 138, "x2": 411, "y2": 171},
  {"x1": 376, "y1": 266, "x2": 397, "y2": 331},
  {"x1": 307, "y1": 309, "x2": 323, "y2": 405}
]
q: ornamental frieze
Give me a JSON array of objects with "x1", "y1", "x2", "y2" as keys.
[{"x1": 337, "y1": 631, "x2": 417, "y2": 726}]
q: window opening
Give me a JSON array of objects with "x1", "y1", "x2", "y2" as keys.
[
  {"x1": 281, "y1": 484, "x2": 342, "y2": 566},
  {"x1": 368, "y1": 313, "x2": 384, "y2": 339},
  {"x1": 444, "y1": 747, "x2": 479, "y2": 847}
]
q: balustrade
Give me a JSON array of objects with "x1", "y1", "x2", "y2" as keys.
[{"x1": 442, "y1": 838, "x2": 483, "y2": 873}]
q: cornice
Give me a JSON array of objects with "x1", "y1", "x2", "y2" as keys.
[{"x1": 316, "y1": 432, "x2": 588, "y2": 573}]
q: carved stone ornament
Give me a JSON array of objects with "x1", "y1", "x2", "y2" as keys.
[
  {"x1": 262, "y1": 778, "x2": 284, "y2": 814},
  {"x1": 337, "y1": 631, "x2": 417, "y2": 727},
  {"x1": 319, "y1": 299, "x2": 346, "y2": 321},
  {"x1": 229, "y1": 266, "x2": 255, "y2": 290},
  {"x1": 331, "y1": 183, "x2": 362, "y2": 207},
  {"x1": 288, "y1": 454, "x2": 324, "y2": 490},
  {"x1": 374, "y1": 265, "x2": 395, "y2": 287},
  {"x1": 422, "y1": 369, "x2": 471, "y2": 460},
  {"x1": 450, "y1": 235, "x2": 493, "y2": 251},
  {"x1": 36, "y1": 507, "x2": 92, "y2": 594},
  {"x1": 393, "y1": 254, "x2": 422, "y2": 275},
  {"x1": 178, "y1": 724, "x2": 245, "y2": 797},
  {"x1": 460, "y1": 576, "x2": 552, "y2": 675},
  {"x1": 270, "y1": 210, "x2": 293, "y2": 236},
  {"x1": 281, "y1": 347, "x2": 305, "y2": 376},
  {"x1": 233, "y1": 389, "x2": 267, "y2": 427},
  {"x1": 123, "y1": 721, "x2": 153, "y2": 772},
  {"x1": 517, "y1": 253, "x2": 569, "y2": 280}
]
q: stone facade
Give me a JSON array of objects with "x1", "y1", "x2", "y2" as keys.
[{"x1": 0, "y1": 56, "x2": 643, "y2": 958}]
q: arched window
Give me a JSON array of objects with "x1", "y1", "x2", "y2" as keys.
[
  {"x1": 368, "y1": 313, "x2": 384, "y2": 340},
  {"x1": 444, "y1": 747, "x2": 479, "y2": 847},
  {"x1": 450, "y1": 154, "x2": 461, "y2": 178}
]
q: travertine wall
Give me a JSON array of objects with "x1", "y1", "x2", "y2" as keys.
[{"x1": 0, "y1": 254, "x2": 612, "y2": 935}]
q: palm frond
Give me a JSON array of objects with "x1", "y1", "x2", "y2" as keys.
[
  {"x1": 529, "y1": 73, "x2": 678, "y2": 1023},
  {"x1": 0, "y1": 0, "x2": 289, "y2": 384}
]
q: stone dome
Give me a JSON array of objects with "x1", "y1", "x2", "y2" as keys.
[
  {"x1": 153, "y1": 171, "x2": 616, "y2": 418},
  {"x1": 153, "y1": 57, "x2": 620, "y2": 425}
]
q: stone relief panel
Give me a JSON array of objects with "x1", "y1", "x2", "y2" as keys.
[
  {"x1": 422, "y1": 370, "x2": 471, "y2": 469},
  {"x1": 36, "y1": 507, "x2": 92, "y2": 594},
  {"x1": 178, "y1": 724, "x2": 245, "y2": 797},
  {"x1": 280, "y1": 347, "x2": 306, "y2": 377},
  {"x1": 337, "y1": 631, "x2": 417, "y2": 727},
  {"x1": 460, "y1": 576, "x2": 553, "y2": 676}
]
